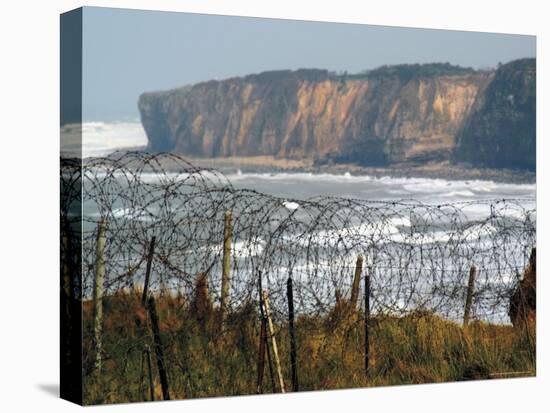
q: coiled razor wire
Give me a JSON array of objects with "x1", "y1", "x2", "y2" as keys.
[{"x1": 61, "y1": 152, "x2": 536, "y2": 323}]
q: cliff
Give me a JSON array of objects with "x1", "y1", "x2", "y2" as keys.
[
  {"x1": 139, "y1": 60, "x2": 535, "y2": 170},
  {"x1": 454, "y1": 58, "x2": 536, "y2": 171}
]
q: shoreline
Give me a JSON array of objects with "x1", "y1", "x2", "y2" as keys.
[
  {"x1": 185, "y1": 156, "x2": 536, "y2": 185},
  {"x1": 89, "y1": 152, "x2": 536, "y2": 185}
]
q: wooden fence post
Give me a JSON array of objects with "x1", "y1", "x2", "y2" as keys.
[
  {"x1": 147, "y1": 296, "x2": 170, "y2": 400},
  {"x1": 220, "y1": 210, "x2": 233, "y2": 324},
  {"x1": 145, "y1": 345, "x2": 155, "y2": 402},
  {"x1": 139, "y1": 345, "x2": 155, "y2": 402},
  {"x1": 256, "y1": 315, "x2": 267, "y2": 394},
  {"x1": 287, "y1": 277, "x2": 299, "y2": 392},
  {"x1": 256, "y1": 272, "x2": 267, "y2": 394},
  {"x1": 364, "y1": 261, "x2": 371, "y2": 377},
  {"x1": 142, "y1": 236, "x2": 156, "y2": 305},
  {"x1": 350, "y1": 255, "x2": 363, "y2": 309},
  {"x1": 262, "y1": 290, "x2": 285, "y2": 393},
  {"x1": 265, "y1": 328, "x2": 276, "y2": 393},
  {"x1": 93, "y1": 218, "x2": 106, "y2": 371},
  {"x1": 137, "y1": 237, "x2": 158, "y2": 401},
  {"x1": 463, "y1": 265, "x2": 477, "y2": 327},
  {"x1": 257, "y1": 272, "x2": 276, "y2": 393}
]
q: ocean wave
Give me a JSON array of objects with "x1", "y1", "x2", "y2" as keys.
[
  {"x1": 444, "y1": 190, "x2": 475, "y2": 197},
  {"x1": 226, "y1": 171, "x2": 389, "y2": 184},
  {"x1": 200, "y1": 239, "x2": 266, "y2": 258},
  {"x1": 61, "y1": 121, "x2": 148, "y2": 158}
]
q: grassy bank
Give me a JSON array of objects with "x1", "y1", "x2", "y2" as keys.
[{"x1": 82, "y1": 291, "x2": 535, "y2": 405}]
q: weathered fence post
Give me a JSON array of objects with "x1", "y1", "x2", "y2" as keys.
[
  {"x1": 287, "y1": 277, "x2": 299, "y2": 392},
  {"x1": 364, "y1": 260, "x2": 371, "y2": 377},
  {"x1": 145, "y1": 345, "x2": 155, "y2": 402},
  {"x1": 142, "y1": 236, "x2": 156, "y2": 305},
  {"x1": 138, "y1": 237, "x2": 157, "y2": 401},
  {"x1": 139, "y1": 345, "x2": 155, "y2": 402},
  {"x1": 256, "y1": 272, "x2": 267, "y2": 394},
  {"x1": 256, "y1": 313, "x2": 267, "y2": 394},
  {"x1": 265, "y1": 329, "x2": 276, "y2": 393},
  {"x1": 262, "y1": 290, "x2": 285, "y2": 393},
  {"x1": 463, "y1": 265, "x2": 477, "y2": 327},
  {"x1": 350, "y1": 255, "x2": 363, "y2": 309},
  {"x1": 139, "y1": 349, "x2": 145, "y2": 400},
  {"x1": 257, "y1": 272, "x2": 276, "y2": 393},
  {"x1": 147, "y1": 296, "x2": 170, "y2": 400},
  {"x1": 220, "y1": 210, "x2": 233, "y2": 324},
  {"x1": 93, "y1": 218, "x2": 106, "y2": 371}
]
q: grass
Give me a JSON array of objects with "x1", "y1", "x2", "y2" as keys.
[{"x1": 81, "y1": 290, "x2": 535, "y2": 405}]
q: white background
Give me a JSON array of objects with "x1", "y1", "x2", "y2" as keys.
[{"x1": 0, "y1": 0, "x2": 547, "y2": 411}]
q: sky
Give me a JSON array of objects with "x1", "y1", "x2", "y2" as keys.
[{"x1": 82, "y1": 6, "x2": 536, "y2": 121}]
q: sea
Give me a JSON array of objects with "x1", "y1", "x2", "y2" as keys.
[
  {"x1": 73, "y1": 121, "x2": 536, "y2": 322},
  {"x1": 73, "y1": 120, "x2": 536, "y2": 204}
]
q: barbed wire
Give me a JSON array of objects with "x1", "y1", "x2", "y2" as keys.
[{"x1": 61, "y1": 152, "x2": 536, "y2": 402}]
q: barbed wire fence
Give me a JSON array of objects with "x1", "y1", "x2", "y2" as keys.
[{"x1": 61, "y1": 152, "x2": 536, "y2": 403}]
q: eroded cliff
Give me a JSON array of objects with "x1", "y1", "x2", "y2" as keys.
[
  {"x1": 454, "y1": 58, "x2": 536, "y2": 171},
  {"x1": 139, "y1": 61, "x2": 534, "y2": 170}
]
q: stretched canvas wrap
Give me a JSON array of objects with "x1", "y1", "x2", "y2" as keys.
[{"x1": 60, "y1": 6, "x2": 536, "y2": 405}]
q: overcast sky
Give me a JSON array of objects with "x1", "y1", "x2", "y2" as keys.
[{"x1": 82, "y1": 6, "x2": 536, "y2": 121}]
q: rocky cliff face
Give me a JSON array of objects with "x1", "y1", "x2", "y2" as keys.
[
  {"x1": 454, "y1": 58, "x2": 536, "y2": 171},
  {"x1": 139, "y1": 60, "x2": 535, "y2": 170}
]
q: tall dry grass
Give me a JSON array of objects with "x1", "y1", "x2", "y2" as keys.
[{"x1": 81, "y1": 288, "x2": 535, "y2": 405}]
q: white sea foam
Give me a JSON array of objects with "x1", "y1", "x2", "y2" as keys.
[
  {"x1": 201, "y1": 239, "x2": 266, "y2": 258},
  {"x1": 227, "y1": 172, "x2": 533, "y2": 200},
  {"x1": 61, "y1": 121, "x2": 148, "y2": 158},
  {"x1": 460, "y1": 222, "x2": 497, "y2": 242},
  {"x1": 283, "y1": 201, "x2": 300, "y2": 210},
  {"x1": 111, "y1": 207, "x2": 152, "y2": 221},
  {"x1": 444, "y1": 190, "x2": 475, "y2": 198},
  {"x1": 227, "y1": 171, "x2": 375, "y2": 183},
  {"x1": 278, "y1": 216, "x2": 412, "y2": 249}
]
